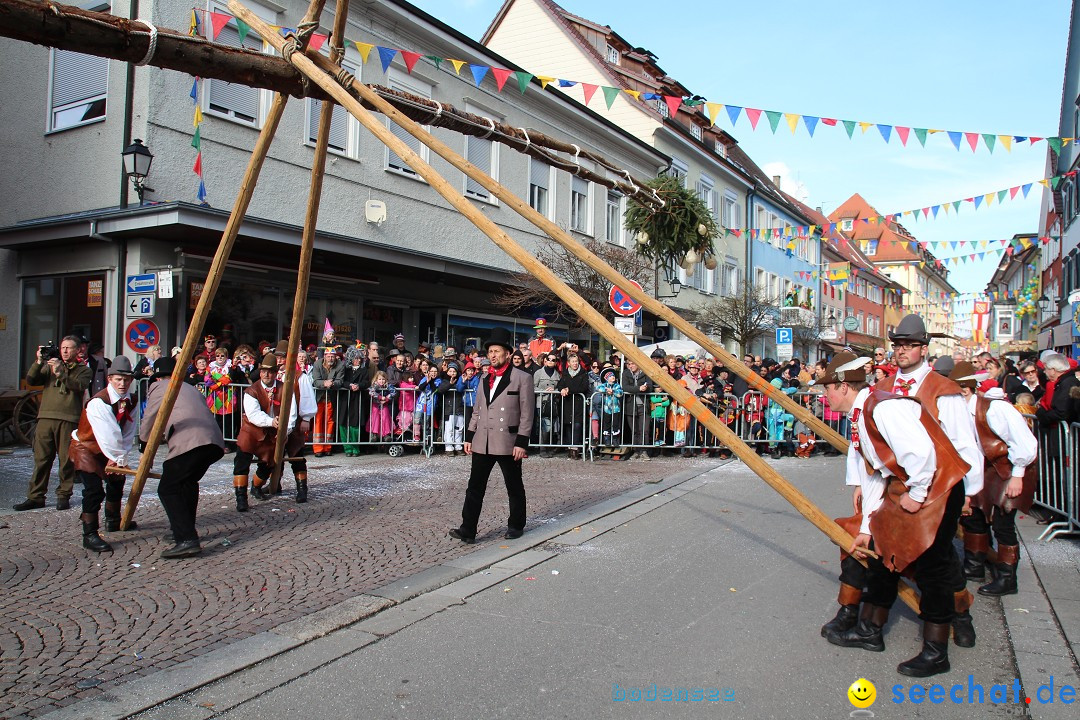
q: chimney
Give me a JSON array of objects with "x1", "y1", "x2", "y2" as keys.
[{"x1": 772, "y1": 175, "x2": 781, "y2": 187}]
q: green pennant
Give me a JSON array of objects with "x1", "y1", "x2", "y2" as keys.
[
  {"x1": 842, "y1": 120, "x2": 856, "y2": 139},
  {"x1": 952, "y1": 200, "x2": 961, "y2": 213},
  {"x1": 236, "y1": 18, "x2": 251, "y2": 43},
  {"x1": 1051, "y1": 175, "x2": 1063, "y2": 189},
  {"x1": 425, "y1": 54, "x2": 443, "y2": 70},
  {"x1": 602, "y1": 85, "x2": 620, "y2": 109},
  {"x1": 765, "y1": 110, "x2": 782, "y2": 133},
  {"x1": 515, "y1": 71, "x2": 533, "y2": 94},
  {"x1": 1048, "y1": 137, "x2": 1064, "y2": 153},
  {"x1": 997, "y1": 189, "x2": 1007, "y2": 203},
  {"x1": 191, "y1": 125, "x2": 201, "y2": 150},
  {"x1": 914, "y1": 128, "x2": 928, "y2": 146},
  {"x1": 982, "y1": 133, "x2": 996, "y2": 153}
]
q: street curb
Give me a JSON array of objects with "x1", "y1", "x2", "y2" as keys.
[{"x1": 38, "y1": 461, "x2": 728, "y2": 720}]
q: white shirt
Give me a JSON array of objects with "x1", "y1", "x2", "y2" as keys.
[
  {"x1": 243, "y1": 381, "x2": 302, "y2": 434},
  {"x1": 895, "y1": 363, "x2": 984, "y2": 496},
  {"x1": 297, "y1": 374, "x2": 317, "y2": 420},
  {"x1": 967, "y1": 389, "x2": 1038, "y2": 476},
  {"x1": 75, "y1": 386, "x2": 136, "y2": 466},
  {"x1": 846, "y1": 387, "x2": 937, "y2": 535}
]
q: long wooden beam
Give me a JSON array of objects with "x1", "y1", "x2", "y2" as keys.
[{"x1": 230, "y1": 0, "x2": 914, "y2": 612}]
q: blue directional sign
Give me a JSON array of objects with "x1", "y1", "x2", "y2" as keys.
[
  {"x1": 126, "y1": 273, "x2": 157, "y2": 294},
  {"x1": 776, "y1": 327, "x2": 793, "y2": 345}
]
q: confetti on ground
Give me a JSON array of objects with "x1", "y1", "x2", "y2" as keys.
[
  {"x1": 525, "y1": 577, "x2": 536, "y2": 581},
  {"x1": 271, "y1": 508, "x2": 281, "y2": 512},
  {"x1": 220, "y1": 537, "x2": 232, "y2": 547},
  {"x1": 1015, "y1": 608, "x2": 1030, "y2": 613},
  {"x1": 131, "y1": 564, "x2": 141, "y2": 568},
  {"x1": 500, "y1": 545, "x2": 509, "y2": 549},
  {"x1": 730, "y1": 588, "x2": 737, "y2": 592},
  {"x1": 551, "y1": 570, "x2": 559, "y2": 575},
  {"x1": 503, "y1": 587, "x2": 512, "y2": 593}
]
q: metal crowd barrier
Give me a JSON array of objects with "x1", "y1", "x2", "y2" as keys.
[{"x1": 1023, "y1": 415, "x2": 1079, "y2": 541}]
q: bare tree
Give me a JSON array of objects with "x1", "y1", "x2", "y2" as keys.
[
  {"x1": 791, "y1": 314, "x2": 826, "y2": 360},
  {"x1": 492, "y1": 236, "x2": 654, "y2": 328},
  {"x1": 694, "y1": 281, "x2": 779, "y2": 355}
]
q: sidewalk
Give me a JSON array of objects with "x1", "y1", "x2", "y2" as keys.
[{"x1": 33, "y1": 457, "x2": 1080, "y2": 719}]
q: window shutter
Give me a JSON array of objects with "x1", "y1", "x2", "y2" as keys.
[
  {"x1": 572, "y1": 175, "x2": 588, "y2": 196},
  {"x1": 465, "y1": 136, "x2": 491, "y2": 197},
  {"x1": 530, "y1": 159, "x2": 549, "y2": 189},
  {"x1": 309, "y1": 100, "x2": 349, "y2": 151},
  {"x1": 52, "y1": 50, "x2": 108, "y2": 108},
  {"x1": 208, "y1": 25, "x2": 261, "y2": 120}
]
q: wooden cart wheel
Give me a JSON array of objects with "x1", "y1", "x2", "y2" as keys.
[{"x1": 13, "y1": 391, "x2": 41, "y2": 445}]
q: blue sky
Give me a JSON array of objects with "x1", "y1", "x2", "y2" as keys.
[{"x1": 405, "y1": 0, "x2": 1071, "y2": 302}]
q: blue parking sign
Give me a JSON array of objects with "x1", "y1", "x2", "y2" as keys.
[{"x1": 776, "y1": 328, "x2": 793, "y2": 345}]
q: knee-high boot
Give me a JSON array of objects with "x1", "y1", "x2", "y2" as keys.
[
  {"x1": 821, "y1": 582, "x2": 862, "y2": 637},
  {"x1": 82, "y1": 513, "x2": 112, "y2": 552},
  {"x1": 962, "y1": 531, "x2": 990, "y2": 580},
  {"x1": 251, "y1": 474, "x2": 270, "y2": 501},
  {"x1": 824, "y1": 603, "x2": 889, "y2": 652},
  {"x1": 295, "y1": 471, "x2": 308, "y2": 503},
  {"x1": 233, "y1": 475, "x2": 249, "y2": 512},
  {"x1": 104, "y1": 501, "x2": 136, "y2": 531},
  {"x1": 952, "y1": 589, "x2": 976, "y2": 648},
  {"x1": 979, "y1": 544, "x2": 1019, "y2": 596},
  {"x1": 898, "y1": 622, "x2": 951, "y2": 677}
]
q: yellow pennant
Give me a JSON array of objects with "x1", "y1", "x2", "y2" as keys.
[
  {"x1": 1065, "y1": 138, "x2": 1075, "y2": 147},
  {"x1": 984, "y1": 193, "x2": 995, "y2": 205},
  {"x1": 942, "y1": 203, "x2": 950, "y2": 214},
  {"x1": 1038, "y1": 179, "x2": 1050, "y2": 187},
  {"x1": 927, "y1": 128, "x2": 943, "y2": 134},
  {"x1": 785, "y1": 113, "x2": 800, "y2": 134},
  {"x1": 858, "y1": 121, "x2": 873, "y2": 134},
  {"x1": 354, "y1": 41, "x2": 374, "y2": 63},
  {"x1": 193, "y1": 105, "x2": 203, "y2": 126},
  {"x1": 535, "y1": 75, "x2": 555, "y2": 89},
  {"x1": 450, "y1": 59, "x2": 467, "y2": 75},
  {"x1": 705, "y1": 102, "x2": 723, "y2": 126},
  {"x1": 624, "y1": 89, "x2": 641, "y2": 101}
]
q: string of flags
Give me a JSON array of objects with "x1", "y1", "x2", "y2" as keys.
[
  {"x1": 189, "y1": 10, "x2": 208, "y2": 203},
  {"x1": 191, "y1": 8, "x2": 1066, "y2": 155}
]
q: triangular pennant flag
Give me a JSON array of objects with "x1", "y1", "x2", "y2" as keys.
[
  {"x1": 1051, "y1": 176, "x2": 1063, "y2": 190},
  {"x1": 947, "y1": 131, "x2": 962, "y2": 150},
  {"x1": 997, "y1": 190, "x2": 1007, "y2": 203},
  {"x1": 952, "y1": 200, "x2": 961, "y2": 213},
  {"x1": 1029, "y1": 136, "x2": 1042, "y2": 144},
  {"x1": 999, "y1": 135, "x2": 1012, "y2": 152},
  {"x1": 189, "y1": 9, "x2": 199, "y2": 35},
  {"x1": 401, "y1": 50, "x2": 422, "y2": 73},
  {"x1": 209, "y1": 11, "x2": 231, "y2": 40},
  {"x1": 624, "y1": 89, "x2": 641, "y2": 101},
  {"x1": 765, "y1": 110, "x2": 783, "y2": 133},
  {"x1": 580, "y1": 82, "x2": 598, "y2": 104},
  {"x1": 914, "y1": 128, "x2": 928, "y2": 146},
  {"x1": 982, "y1": 133, "x2": 996, "y2": 153},
  {"x1": 877, "y1": 124, "x2": 892, "y2": 143},
  {"x1": 664, "y1": 95, "x2": 683, "y2": 117},
  {"x1": 746, "y1": 108, "x2": 763, "y2": 130},
  {"x1": 1022, "y1": 183, "x2": 1032, "y2": 197},
  {"x1": 235, "y1": 18, "x2": 251, "y2": 44},
  {"x1": 197, "y1": 180, "x2": 207, "y2": 204},
  {"x1": 896, "y1": 126, "x2": 910, "y2": 146},
  {"x1": 558, "y1": 79, "x2": 577, "y2": 88},
  {"x1": 1009, "y1": 186, "x2": 1020, "y2": 199},
  {"x1": 189, "y1": 78, "x2": 199, "y2": 102},
  {"x1": 193, "y1": 105, "x2": 203, "y2": 126},
  {"x1": 536, "y1": 75, "x2": 555, "y2": 89},
  {"x1": 517, "y1": 72, "x2": 535, "y2": 94},
  {"x1": 855, "y1": 121, "x2": 871, "y2": 134},
  {"x1": 964, "y1": 132, "x2": 979, "y2": 152},
  {"x1": 450, "y1": 59, "x2": 467, "y2": 75},
  {"x1": 974, "y1": 195, "x2": 984, "y2": 209},
  {"x1": 984, "y1": 193, "x2": 995, "y2": 206},
  {"x1": 931, "y1": 205, "x2": 939, "y2": 218},
  {"x1": 705, "y1": 102, "x2": 722, "y2": 126},
  {"x1": 193, "y1": 152, "x2": 202, "y2": 177},
  {"x1": 602, "y1": 85, "x2": 620, "y2": 108},
  {"x1": 308, "y1": 34, "x2": 327, "y2": 53},
  {"x1": 191, "y1": 125, "x2": 201, "y2": 150},
  {"x1": 803, "y1": 115, "x2": 819, "y2": 136},
  {"x1": 425, "y1": 55, "x2": 443, "y2": 70},
  {"x1": 354, "y1": 41, "x2": 374, "y2": 63},
  {"x1": 1048, "y1": 137, "x2": 1064, "y2": 153},
  {"x1": 784, "y1": 113, "x2": 800, "y2": 134},
  {"x1": 491, "y1": 67, "x2": 513, "y2": 91},
  {"x1": 377, "y1": 46, "x2": 397, "y2": 73},
  {"x1": 842, "y1": 120, "x2": 856, "y2": 138},
  {"x1": 726, "y1": 105, "x2": 742, "y2": 125}
]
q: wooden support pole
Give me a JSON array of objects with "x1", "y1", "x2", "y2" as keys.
[
  {"x1": 269, "y1": 0, "x2": 350, "y2": 494},
  {"x1": 110, "y1": 466, "x2": 162, "y2": 480},
  {"x1": 229, "y1": 0, "x2": 915, "y2": 613}
]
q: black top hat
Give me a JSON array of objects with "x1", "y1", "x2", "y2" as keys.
[
  {"x1": 153, "y1": 357, "x2": 177, "y2": 379},
  {"x1": 888, "y1": 314, "x2": 930, "y2": 344},
  {"x1": 484, "y1": 327, "x2": 515, "y2": 352}
]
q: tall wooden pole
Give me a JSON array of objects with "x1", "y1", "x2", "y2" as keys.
[
  {"x1": 228, "y1": 0, "x2": 915, "y2": 612},
  {"x1": 120, "y1": 0, "x2": 329, "y2": 528},
  {"x1": 269, "y1": 0, "x2": 351, "y2": 494}
]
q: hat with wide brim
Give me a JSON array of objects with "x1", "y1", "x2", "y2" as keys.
[
  {"x1": 949, "y1": 361, "x2": 986, "y2": 390},
  {"x1": 484, "y1": 327, "x2": 515, "y2": 352},
  {"x1": 818, "y1": 352, "x2": 871, "y2": 385},
  {"x1": 259, "y1": 353, "x2": 278, "y2": 370},
  {"x1": 888, "y1": 314, "x2": 930, "y2": 344},
  {"x1": 107, "y1": 356, "x2": 134, "y2": 377}
]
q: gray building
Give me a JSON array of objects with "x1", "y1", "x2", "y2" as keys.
[{"x1": 0, "y1": 0, "x2": 667, "y2": 387}]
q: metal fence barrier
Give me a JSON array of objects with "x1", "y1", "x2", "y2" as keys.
[{"x1": 1024, "y1": 415, "x2": 1079, "y2": 541}]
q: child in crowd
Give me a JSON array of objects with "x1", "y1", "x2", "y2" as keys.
[
  {"x1": 437, "y1": 362, "x2": 465, "y2": 455},
  {"x1": 599, "y1": 368, "x2": 623, "y2": 448},
  {"x1": 396, "y1": 366, "x2": 418, "y2": 441},
  {"x1": 367, "y1": 370, "x2": 396, "y2": 442},
  {"x1": 649, "y1": 391, "x2": 670, "y2": 447},
  {"x1": 413, "y1": 365, "x2": 442, "y2": 443}
]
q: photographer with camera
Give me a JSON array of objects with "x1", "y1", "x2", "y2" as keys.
[{"x1": 13, "y1": 336, "x2": 93, "y2": 511}]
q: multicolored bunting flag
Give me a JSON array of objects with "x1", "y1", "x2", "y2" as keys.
[{"x1": 190, "y1": 10, "x2": 207, "y2": 205}]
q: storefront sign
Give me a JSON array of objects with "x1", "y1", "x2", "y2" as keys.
[
  {"x1": 87, "y1": 280, "x2": 103, "y2": 307},
  {"x1": 189, "y1": 281, "x2": 204, "y2": 310}
]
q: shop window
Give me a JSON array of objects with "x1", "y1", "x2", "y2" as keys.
[{"x1": 21, "y1": 274, "x2": 106, "y2": 378}]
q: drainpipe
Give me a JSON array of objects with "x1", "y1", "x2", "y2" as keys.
[
  {"x1": 744, "y1": 183, "x2": 757, "y2": 356},
  {"x1": 120, "y1": 0, "x2": 139, "y2": 208}
]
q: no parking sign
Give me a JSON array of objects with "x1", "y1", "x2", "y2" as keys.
[{"x1": 125, "y1": 320, "x2": 160, "y2": 353}]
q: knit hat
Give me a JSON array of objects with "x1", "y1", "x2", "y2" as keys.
[{"x1": 601, "y1": 367, "x2": 617, "y2": 382}]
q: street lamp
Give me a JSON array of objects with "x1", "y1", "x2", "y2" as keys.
[
  {"x1": 1038, "y1": 295, "x2": 1050, "y2": 311},
  {"x1": 121, "y1": 139, "x2": 154, "y2": 205},
  {"x1": 655, "y1": 261, "x2": 681, "y2": 299}
]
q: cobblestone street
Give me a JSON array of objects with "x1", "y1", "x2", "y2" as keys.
[{"x1": 0, "y1": 447, "x2": 722, "y2": 719}]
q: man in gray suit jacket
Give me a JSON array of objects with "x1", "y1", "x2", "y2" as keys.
[
  {"x1": 140, "y1": 358, "x2": 225, "y2": 558},
  {"x1": 450, "y1": 328, "x2": 535, "y2": 543}
]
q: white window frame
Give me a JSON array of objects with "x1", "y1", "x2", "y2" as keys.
[
  {"x1": 204, "y1": 1, "x2": 275, "y2": 127},
  {"x1": 463, "y1": 102, "x2": 501, "y2": 204},
  {"x1": 605, "y1": 190, "x2": 625, "y2": 245},
  {"x1": 864, "y1": 239, "x2": 879, "y2": 256},
  {"x1": 305, "y1": 54, "x2": 361, "y2": 159},
  {"x1": 715, "y1": 139, "x2": 727, "y2": 157},
  {"x1": 606, "y1": 44, "x2": 620, "y2": 64},
  {"x1": 385, "y1": 69, "x2": 432, "y2": 178},
  {"x1": 570, "y1": 174, "x2": 592, "y2": 235},
  {"x1": 655, "y1": 98, "x2": 670, "y2": 118},
  {"x1": 722, "y1": 190, "x2": 740, "y2": 229},
  {"x1": 667, "y1": 157, "x2": 688, "y2": 187},
  {"x1": 840, "y1": 218, "x2": 854, "y2": 232},
  {"x1": 528, "y1": 158, "x2": 553, "y2": 218},
  {"x1": 690, "y1": 123, "x2": 702, "y2": 141}
]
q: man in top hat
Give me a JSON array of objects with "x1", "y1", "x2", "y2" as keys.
[
  {"x1": 528, "y1": 318, "x2": 553, "y2": 360},
  {"x1": 233, "y1": 353, "x2": 317, "y2": 510},
  {"x1": 819, "y1": 353, "x2": 970, "y2": 678},
  {"x1": 140, "y1": 357, "x2": 226, "y2": 558},
  {"x1": 450, "y1": 327, "x2": 535, "y2": 543},
  {"x1": 950, "y1": 363, "x2": 1038, "y2": 597},
  {"x1": 68, "y1": 356, "x2": 139, "y2": 552}
]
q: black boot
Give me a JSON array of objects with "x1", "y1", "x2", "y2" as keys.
[
  {"x1": 898, "y1": 622, "x2": 950, "y2": 677},
  {"x1": 962, "y1": 532, "x2": 989, "y2": 581},
  {"x1": 235, "y1": 486, "x2": 249, "y2": 512},
  {"x1": 952, "y1": 611, "x2": 976, "y2": 648},
  {"x1": 81, "y1": 513, "x2": 112, "y2": 553},
  {"x1": 103, "y1": 501, "x2": 136, "y2": 531},
  {"x1": 251, "y1": 482, "x2": 270, "y2": 501},
  {"x1": 824, "y1": 603, "x2": 888, "y2": 652},
  {"x1": 821, "y1": 604, "x2": 859, "y2": 638},
  {"x1": 295, "y1": 472, "x2": 308, "y2": 503},
  {"x1": 979, "y1": 563, "x2": 1018, "y2": 596}
]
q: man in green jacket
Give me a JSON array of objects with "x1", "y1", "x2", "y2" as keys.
[{"x1": 14, "y1": 335, "x2": 92, "y2": 511}]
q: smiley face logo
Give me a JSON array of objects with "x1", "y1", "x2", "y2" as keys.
[{"x1": 847, "y1": 678, "x2": 876, "y2": 708}]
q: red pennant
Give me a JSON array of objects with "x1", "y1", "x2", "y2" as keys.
[
  {"x1": 732, "y1": 229, "x2": 742, "y2": 238},
  {"x1": 964, "y1": 132, "x2": 979, "y2": 152},
  {"x1": 580, "y1": 83, "x2": 598, "y2": 104},
  {"x1": 401, "y1": 51, "x2": 422, "y2": 73},
  {"x1": 821, "y1": 117, "x2": 837, "y2": 126},
  {"x1": 209, "y1": 11, "x2": 231, "y2": 40},
  {"x1": 896, "y1": 126, "x2": 910, "y2": 146},
  {"x1": 308, "y1": 34, "x2": 327, "y2": 53},
  {"x1": 1029, "y1": 136, "x2": 1042, "y2": 144},
  {"x1": 491, "y1": 67, "x2": 513, "y2": 91},
  {"x1": 193, "y1": 152, "x2": 202, "y2": 176},
  {"x1": 664, "y1": 95, "x2": 683, "y2": 117},
  {"x1": 1009, "y1": 186, "x2": 1020, "y2": 199},
  {"x1": 745, "y1": 108, "x2": 762, "y2": 129}
]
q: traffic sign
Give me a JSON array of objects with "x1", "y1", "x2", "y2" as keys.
[
  {"x1": 777, "y1": 344, "x2": 793, "y2": 363},
  {"x1": 775, "y1": 327, "x2": 793, "y2": 345},
  {"x1": 157, "y1": 269, "x2": 174, "y2": 299},
  {"x1": 609, "y1": 281, "x2": 643, "y2": 317},
  {"x1": 126, "y1": 273, "x2": 157, "y2": 294},
  {"x1": 125, "y1": 319, "x2": 160, "y2": 353},
  {"x1": 126, "y1": 293, "x2": 155, "y2": 318}
]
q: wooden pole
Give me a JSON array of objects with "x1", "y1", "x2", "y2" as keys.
[
  {"x1": 296, "y1": 53, "x2": 847, "y2": 455},
  {"x1": 229, "y1": 0, "x2": 916, "y2": 613},
  {"x1": 111, "y1": 466, "x2": 162, "y2": 480},
  {"x1": 269, "y1": 0, "x2": 350, "y2": 494}
]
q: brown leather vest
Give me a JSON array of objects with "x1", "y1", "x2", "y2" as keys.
[
  {"x1": 70, "y1": 389, "x2": 134, "y2": 476},
  {"x1": 858, "y1": 390, "x2": 969, "y2": 573},
  {"x1": 237, "y1": 381, "x2": 304, "y2": 463},
  {"x1": 876, "y1": 369, "x2": 962, "y2": 424},
  {"x1": 973, "y1": 395, "x2": 1037, "y2": 515}
]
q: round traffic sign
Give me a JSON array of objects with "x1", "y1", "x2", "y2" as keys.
[
  {"x1": 126, "y1": 319, "x2": 160, "y2": 353},
  {"x1": 609, "y1": 281, "x2": 643, "y2": 317}
]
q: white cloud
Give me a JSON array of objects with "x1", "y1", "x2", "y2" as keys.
[{"x1": 762, "y1": 161, "x2": 810, "y2": 203}]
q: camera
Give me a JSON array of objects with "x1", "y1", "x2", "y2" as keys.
[{"x1": 39, "y1": 342, "x2": 61, "y2": 362}]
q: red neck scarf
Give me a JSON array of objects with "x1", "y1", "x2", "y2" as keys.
[
  {"x1": 488, "y1": 362, "x2": 509, "y2": 389},
  {"x1": 895, "y1": 378, "x2": 916, "y2": 396},
  {"x1": 1040, "y1": 379, "x2": 1056, "y2": 411}
]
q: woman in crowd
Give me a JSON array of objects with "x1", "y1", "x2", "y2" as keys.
[
  {"x1": 205, "y1": 347, "x2": 235, "y2": 449},
  {"x1": 436, "y1": 361, "x2": 465, "y2": 455},
  {"x1": 342, "y1": 345, "x2": 369, "y2": 455},
  {"x1": 310, "y1": 348, "x2": 344, "y2": 456},
  {"x1": 556, "y1": 353, "x2": 590, "y2": 459}
]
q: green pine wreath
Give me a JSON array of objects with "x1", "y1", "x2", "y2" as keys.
[{"x1": 625, "y1": 175, "x2": 721, "y2": 269}]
